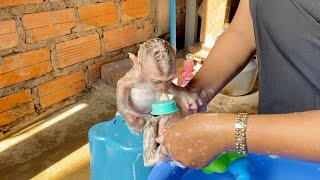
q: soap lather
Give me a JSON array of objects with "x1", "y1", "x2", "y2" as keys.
[
  {"x1": 144, "y1": 94, "x2": 253, "y2": 180},
  {"x1": 143, "y1": 93, "x2": 181, "y2": 166}
]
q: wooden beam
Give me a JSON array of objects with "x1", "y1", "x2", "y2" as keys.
[
  {"x1": 198, "y1": 0, "x2": 231, "y2": 47},
  {"x1": 184, "y1": 0, "x2": 200, "y2": 47}
]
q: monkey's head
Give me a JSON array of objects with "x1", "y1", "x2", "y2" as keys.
[{"x1": 132, "y1": 38, "x2": 177, "y2": 93}]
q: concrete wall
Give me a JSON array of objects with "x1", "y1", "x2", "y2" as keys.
[
  {"x1": 156, "y1": 0, "x2": 169, "y2": 36},
  {"x1": 0, "y1": 0, "x2": 157, "y2": 138}
]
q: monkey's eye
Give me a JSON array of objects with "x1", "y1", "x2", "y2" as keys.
[{"x1": 152, "y1": 80, "x2": 161, "y2": 84}]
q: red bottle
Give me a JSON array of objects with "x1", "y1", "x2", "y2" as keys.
[{"x1": 177, "y1": 54, "x2": 195, "y2": 87}]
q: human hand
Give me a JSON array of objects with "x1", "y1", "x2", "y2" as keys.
[
  {"x1": 156, "y1": 113, "x2": 235, "y2": 168},
  {"x1": 157, "y1": 113, "x2": 183, "y2": 137},
  {"x1": 173, "y1": 87, "x2": 206, "y2": 116}
]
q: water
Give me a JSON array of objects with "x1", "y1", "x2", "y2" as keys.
[
  {"x1": 269, "y1": 155, "x2": 280, "y2": 159},
  {"x1": 169, "y1": 158, "x2": 186, "y2": 169},
  {"x1": 132, "y1": 153, "x2": 142, "y2": 180}
]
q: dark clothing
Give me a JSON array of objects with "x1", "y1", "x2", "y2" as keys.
[{"x1": 249, "y1": 0, "x2": 320, "y2": 113}]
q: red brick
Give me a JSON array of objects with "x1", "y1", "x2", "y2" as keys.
[
  {"x1": 38, "y1": 71, "x2": 84, "y2": 96},
  {"x1": 22, "y1": 9, "x2": 75, "y2": 43},
  {"x1": 0, "y1": 48, "x2": 52, "y2": 88},
  {"x1": 0, "y1": 0, "x2": 43, "y2": 8},
  {"x1": 0, "y1": 48, "x2": 49, "y2": 74},
  {"x1": 0, "y1": 90, "x2": 32, "y2": 113},
  {"x1": 79, "y1": 2, "x2": 117, "y2": 31},
  {"x1": 0, "y1": 102, "x2": 35, "y2": 126},
  {"x1": 121, "y1": 0, "x2": 149, "y2": 21},
  {"x1": 0, "y1": 19, "x2": 17, "y2": 35},
  {"x1": 56, "y1": 34, "x2": 101, "y2": 68},
  {"x1": 39, "y1": 71, "x2": 86, "y2": 107},
  {"x1": 101, "y1": 58, "x2": 133, "y2": 87},
  {"x1": 0, "y1": 89, "x2": 34, "y2": 126},
  {"x1": 88, "y1": 54, "x2": 125, "y2": 83},
  {"x1": 0, "y1": 19, "x2": 19, "y2": 50},
  {"x1": 104, "y1": 24, "x2": 137, "y2": 52}
]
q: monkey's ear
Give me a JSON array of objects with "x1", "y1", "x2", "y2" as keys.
[{"x1": 128, "y1": 53, "x2": 139, "y2": 66}]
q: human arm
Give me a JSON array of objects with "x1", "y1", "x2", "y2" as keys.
[
  {"x1": 169, "y1": 0, "x2": 255, "y2": 115},
  {"x1": 186, "y1": 0, "x2": 256, "y2": 104},
  {"x1": 168, "y1": 83, "x2": 204, "y2": 116},
  {"x1": 158, "y1": 110, "x2": 320, "y2": 168}
]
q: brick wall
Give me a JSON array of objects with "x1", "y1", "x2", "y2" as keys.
[{"x1": 0, "y1": 0, "x2": 156, "y2": 137}]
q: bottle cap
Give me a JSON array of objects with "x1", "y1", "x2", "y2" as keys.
[
  {"x1": 151, "y1": 99, "x2": 179, "y2": 115},
  {"x1": 186, "y1": 54, "x2": 195, "y2": 61},
  {"x1": 184, "y1": 54, "x2": 194, "y2": 72}
]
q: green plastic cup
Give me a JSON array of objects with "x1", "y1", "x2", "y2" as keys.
[{"x1": 151, "y1": 100, "x2": 179, "y2": 115}]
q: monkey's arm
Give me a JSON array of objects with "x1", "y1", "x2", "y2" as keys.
[{"x1": 117, "y1": 69, "x2": 146, "y2": 131}]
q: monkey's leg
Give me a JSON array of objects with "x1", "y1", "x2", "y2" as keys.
[{"x1": 143, "y1": 116, "x2": 160, "y2": 167}]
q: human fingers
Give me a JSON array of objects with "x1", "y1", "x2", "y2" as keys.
[
  {"x1": 197, "y1": 97, "x2": 203, "y2": 106},
  {"x1": 155, "y1": 135, "x2": 164, "y2": 144},
  {"x1": 174, "y1": 99, "x2": 190, "y2": 117},
  {"x1": 159, "y1": 145, "x2": 170, "y2": 161},
  {"x1": 181, "y1": 100, "x2": 193, "y2": 116},
  {"x1": 188, "y1": 99, "x2": 198, "y2": 110}
]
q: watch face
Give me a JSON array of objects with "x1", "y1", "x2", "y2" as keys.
[{"x1": 235, "y1": 122, "x2": 246, "y2": 128}]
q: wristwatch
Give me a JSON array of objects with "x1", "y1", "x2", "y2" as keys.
[{"x1": 235, "y1": 113, "x2": 248, "y2": 154}]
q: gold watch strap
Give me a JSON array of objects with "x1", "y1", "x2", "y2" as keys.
[{"x1": 235, "y1": 113, "x2": 248, "y2": 154}]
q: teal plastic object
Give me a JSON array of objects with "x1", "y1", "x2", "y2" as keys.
[
  {"x1": 151, "y1": 100, "x2": 179, "y2": 115},
  {"x1": 88, "y1": 115, "x2": 152, "y2": 180}
]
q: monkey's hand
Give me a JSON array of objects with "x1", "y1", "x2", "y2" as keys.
[{"x1": 118, "y1": 105, "x2": 151, "y2": 133}]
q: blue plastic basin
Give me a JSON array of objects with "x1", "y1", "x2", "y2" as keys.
[
  {"x1": 148, "y1": 154, "x2": 320, "y2": 180},
  {"x1": 89, "y1": 115, "x2": 320, "y2": 180}
]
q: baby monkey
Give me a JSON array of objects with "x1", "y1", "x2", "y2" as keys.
[{"x1": 117, "y1": 38, "x2": 177, "y2": 166}]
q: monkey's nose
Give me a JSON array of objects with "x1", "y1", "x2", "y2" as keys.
[{"x1": 159, "y1": 84, "x2": 169, "y2": 93}]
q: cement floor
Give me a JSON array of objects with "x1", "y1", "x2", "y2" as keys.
[{"x1": 0, "y1": 80, "x2": 117, "y2": 180}]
